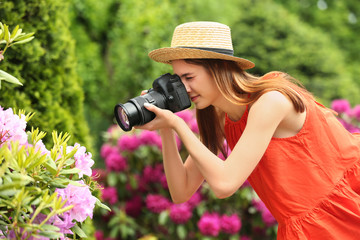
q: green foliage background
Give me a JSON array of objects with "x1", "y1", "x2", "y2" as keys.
[
  {"x1": 1, "y1": 0, "x2": 359, "y2": 165},
  {"x1": 0, "y1": 0, "x2": 92, "y2": 151}
]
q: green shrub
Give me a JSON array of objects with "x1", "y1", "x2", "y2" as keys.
[
  {"x1": 228, "y1": 0, "x2": 360, "y2": 105},
  {"x1": 0, "y1": 0, "x2": 92, "y2": 150}
]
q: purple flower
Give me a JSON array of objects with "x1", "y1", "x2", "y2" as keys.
[
  {"x1": 117, "y1": 134, "x2": 141, "y2": 151},
  {"x1": 125, "y1": 195, "x2": 143, "y2": 217},
  {"x1": 67, "y1": 143, "x2": 94, "y2": 178},
  {"x1": 331, "y1": 99, "x2": 351, "y2": 114},
  {"x1": 105, "y1": 152, "x2": 128, "y2": 172},
  {"x1": 145, "y1": 194, "x2": 171, "y2": 213},
  {"x1": 101, "y1": 186, "x2": 118, "y2": 205},
  {"x1": 220, "y1": 214, "x2": 242, "y2": 234},
  {"x1": 197, "y1": 212, "x2": 221, "y2": 237},
  {"x1": 169, "y1": 203, "x2": 192, "y2": 224},
  {"x1": 55, "y1": 180, "x2": 97, "y2": 225}
]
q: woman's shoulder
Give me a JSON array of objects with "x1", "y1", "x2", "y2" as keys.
[{"x1": 250, "y1": 91, "x2": 293, "y2": 111}]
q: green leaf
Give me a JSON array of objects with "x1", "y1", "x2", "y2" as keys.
[
  {"x1": 95, "y1": 197, "x2": 111, "y2": 211},
  {"x1": 177, "y1": 225, "x2": 187, "y2": 240},
  {"x1": 59, "y1": 168, "x2": 81, "y2": 175},
  {"x1": 12, "y1": 36, "x2": 35, "y2": 45},
  {"x1": 3, "y1": 24, "x2": 10, "y2": 42},
  {"x1": 49, "y1": 178, "x2": 69, "y2": 188},
  {"x1": 40, "y1": 224, "x2": 60, "y2": 232},
  {"x1": 72, "y1": 223, "x2": 87, "y2": 238},
  {"x1": 0, "y1": 70, "x2": 23, "y2": 86},
  {"x1": 37, "y1": 230, "x2": 63, "y2": 238},
  {"x1": 43, "y1": 157, "x2": 58, "y2": 175},
  {"x1": 158, "y1": 210, "x2": 169, "y2": 225},
  {"x1": 13, "y1": 32, "x2": 35, "y2": 42},
  {"x1": 10, "y1": 25, "x2": 19, "y2": 40}
]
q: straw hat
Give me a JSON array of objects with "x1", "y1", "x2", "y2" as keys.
[{"x1": 148, "y1": 21, "x2": 255, "y2": 70}]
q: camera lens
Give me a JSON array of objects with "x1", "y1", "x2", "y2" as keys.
[
  {"x1": 119, "y1": 108, "x2": 129, "y2": 129},
  {"x1": 114, "y1": 92, "x2": 166, "y2": 131}
]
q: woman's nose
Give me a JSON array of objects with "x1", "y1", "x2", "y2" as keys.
[{"x1": 182, "y1": 81, "x2": 191, "y2": 93}]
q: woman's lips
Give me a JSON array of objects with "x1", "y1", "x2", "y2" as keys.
[{"x1": 190, "y1": 95, "x2": 199, "y2": 102}]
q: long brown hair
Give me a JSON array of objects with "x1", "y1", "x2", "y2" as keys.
[{"x1": 185, "y1": 59, "x2": 314, "y2": 157}]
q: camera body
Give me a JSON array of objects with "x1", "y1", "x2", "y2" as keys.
[{"x1": 114, "y1": 73, "x2": 191, "y2": 131}]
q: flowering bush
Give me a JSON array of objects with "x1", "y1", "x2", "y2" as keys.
[
  {"x1": 93, "y1": 109, "x2": 277, "y2": 240},
  {"x1": 331, "y1": 99, "x2": 360, "y2": 133},
  {"x1": 0, "y1": 106, "x2": 108, "y2": 239}
]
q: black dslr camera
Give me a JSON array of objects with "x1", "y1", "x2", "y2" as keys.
[{"x1": 114, "y1": 73, "x2": 191, "y2": 131}]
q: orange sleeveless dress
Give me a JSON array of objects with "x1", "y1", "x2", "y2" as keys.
[{"x1": 224, "y1": 80, "x2": 360, "y2": 239}]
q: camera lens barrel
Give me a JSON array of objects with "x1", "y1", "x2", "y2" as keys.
[
  {"x1": 114, "y1": 73, "x2": 191, "y2": 131},
  {"x1": 114, "y1": 91, "x2": 166, "y2": 131}
]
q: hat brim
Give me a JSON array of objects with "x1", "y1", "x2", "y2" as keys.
[{"x1": 148, "y1": 47, "x2": 255, "y2": 70}]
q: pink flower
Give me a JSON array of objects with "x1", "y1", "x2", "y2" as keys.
[
  {"x1": 175, "y1": 110, "x2": 194, "y2": 124},
  {"x1": 331, "y1": 99, "x2": 351, "y2": 114},
  {"x1": 160, "y1": 174, "x2": 168, "y2": 189},
  {"x1": 240, "y1": 236, "x2": 251, "y2": 240},
  {"x1": 139, "y1": 130, "x2": 162, "y2": 148},
  {"x1": 169, "y1": 203, "x2": 192, "y2": 224},
  {"x1": 220, "y1": 214, "x2": 242, "y2": 234},
  {"x1": 142, "y1": 164, "x2": 163, "y2": 184},
  {"x1": 95, "y1": 231, "x2": 105, "y2": 240},
  {"x1": 261, "y1": 208, "x2": 277, "y2": 226},
  {"x1": 101, "y1": 186, "x2": 118, "y2": 205},
  {"x1": 252, "y1": 199, "x2": 277, "y2": 226},
  {"x1": 34, "y1": 139, "x2": 50, "y2": 156},
  {"x1": 197, "y1": 212, "x2": 221, "y2": 237},
  {"x1": 92, "y1": 168, "x2": 108, "y2": 184},
  {"x1": 125, "y1": 195, "x2": 143, "y2": 217},
  {"x1": 100, "y1": 144, "x2": 117, "y2": 159},
  {"x1": 145, "y1": 194, "x2": 171, "y2": 213},
  {"x1": 350, "y1": 105, "x2": 360, "y2": 121},
  {"x1": 55, "y1": 180, "x2": 97, "y2": 223},
  {"x1": 67, "y1": 143, "x2": 94, "y2": 178},
  {"x1": 105, "y1": 152, "x2": 128, "y2": 172},
  {"x1": 117, "y1": 134, "x2": 141, "y2": 151},
  {"x1": 190, "y1": 119, "x2": 199, "y2": 134},
  {"x1": 186, "y1": 191, "x2": 202, "y2": 209},
  {"x1": 0, "y1": 106, "x2": 28, "y2": 146}
]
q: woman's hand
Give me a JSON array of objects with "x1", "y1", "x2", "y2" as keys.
[{"x1": 134, "y1": 103, "x2": 179, "y2": 131}]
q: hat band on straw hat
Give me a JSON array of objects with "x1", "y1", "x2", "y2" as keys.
[{"x1": 177, "y1": 46, "x2": 234, "y2": 56}]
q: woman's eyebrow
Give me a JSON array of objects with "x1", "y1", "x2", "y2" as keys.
[{"x1": 180, "y1": 73, "x2": 192, "y2": 78}]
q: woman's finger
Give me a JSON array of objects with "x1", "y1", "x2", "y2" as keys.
[
  {"x1": 141, "y1": 90, "x2": 148, "y2": 96},
  {"x1": 144, "y1": 103, "x2": 156, "y2": 113}
]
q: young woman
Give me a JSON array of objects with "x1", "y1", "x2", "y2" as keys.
[{"x1": 137, "y1": 21, "x2": 360, "y2": 239}]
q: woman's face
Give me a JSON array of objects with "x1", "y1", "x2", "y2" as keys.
[{"x1": 171, "y1": 60, "x2": 222, "y2": 109}]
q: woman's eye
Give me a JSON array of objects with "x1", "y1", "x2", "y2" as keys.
[{"x1": 185, "y1": 76, "x2": 193, "y2": 80}]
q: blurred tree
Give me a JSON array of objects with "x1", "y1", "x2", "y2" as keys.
[
  {"x1": 228, "y1": 0, "x2": 360, "y2": 104},
  {"x1": 274, "y1": 0, "x2": 360, "y2": 101},
  {"x1": 0, "y1": 0, "x2": 92, "y2": 149}
]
